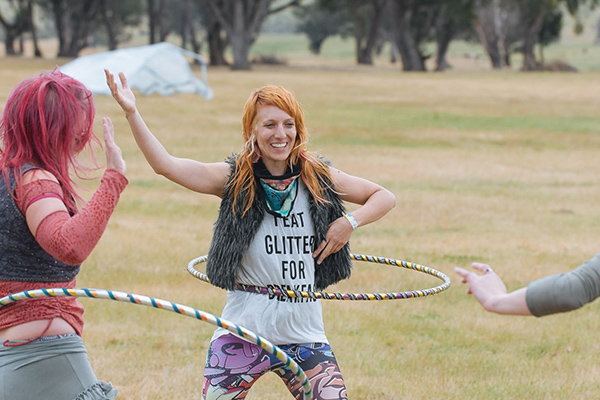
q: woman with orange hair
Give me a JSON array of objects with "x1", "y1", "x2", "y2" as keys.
[{"x1": 106, "y1": 70, "x2": 395, "y2": 399}]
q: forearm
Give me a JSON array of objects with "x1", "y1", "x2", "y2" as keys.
[
  {"x1": 349, "y1": 188, "x2": 395, "y2": 228},
  {"x1": 482, "y1": 287, "x2": 532, "y2": 315},
  {"x1": 35, "y1": 169, "x2": 128, "y2": 265},
  {"x1": 125, "y1": 109, "x2": 176, "y2": 176},
  {"x1": 526, "y1": 253, "x2": 600, "y2": 317}
]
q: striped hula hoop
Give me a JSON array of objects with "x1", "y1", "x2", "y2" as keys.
[
  {"x1": 0, "y1": 287, "x2": 313, "y2": 400},
  {"x1": 187, "y1": 253, "x2": 451, "y2": 300}
]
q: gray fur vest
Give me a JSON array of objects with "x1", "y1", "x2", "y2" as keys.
[{"x1": 206, "y1": 156, "x2": 352, "y2": 291}]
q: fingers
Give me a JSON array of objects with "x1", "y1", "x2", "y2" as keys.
[
  {"x1": 104, "y1": 69, "x2": 127, "y2": 94},
  {"x1": 454, "y1": 266, "x2": 469, "y2": 278},
  {"x1": 313, "y1": 240, "x2": 326, "y2": 259},
  {"x1": 314, "y1": 217, "x2": 354, "y2": 264},
  {"x1": 313, "y1": 240, "x2": 329, "y2": 265},
  {"x1": 104, "y1": 69, "x2": 118, "y2": 98},
  {"x1": 102, "y1": 117, "x2": 126, "y2": 174},
  {"x1": 471, "y1": 262, "x2": 492, "y2": 274},
  {"x1": 118, "y1": 72, "x2": 128, "y2": 89},
  {"x1": 314, "y1": 238, "x2": 348, "y2": 265},
  {"x1": 104, "y1": 68, "x2": 114, "y2": 88},
  {"x1": 102, "y1": 117, "x2": 116, "y2": 147}
]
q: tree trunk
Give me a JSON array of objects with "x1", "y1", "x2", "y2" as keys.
[
  {"x1": 148, "y1": 0, "x2": 157, "y2": 44},
  {"x1": 3, "y1": 29, "x2": 19, "y2": 55},
  {"x1": 473, "y1": 0, "x2": 504, "y2": 69},
  {"x1": 352, "y1": 2, "x2": 369, "y2": 64},
  {"x1": 390, "y1": 1, "x2": 425, "y2": 71},
  {"x1": 521, "y1": 7, "x2": 546, "y2": 71},
  {"x1": 201, "y1": 0, "x2": 296, "y2": 70},
  {"x1": 353, "y1": 0, "x2": 385, "y2": 65},
  {"x1": 181, "y1": 0, "x2": 191, "y2": 49},
  {"x1": 230, "y1": 4, "x2": 252, "y2": 71},
  {"x1": 99, "y1": 0, "x2": 119, "y2": 50},
  {"x1": 434, "y1": 4, "x2": 455, "y2": 72},
  {"x1": 207, "y1": 19, "x2": 228, "y2": 66},
  {"x1": 27, "y1": 0, "x2": 42, "y2": 57},
  {"x1": 61, "y1": 0, "x2": 98, "y2": 57},
  {"x1": 49, "y1": 0, "x2": 69, "y2": 56},
  {"x1": 188, "y1": 13, "x2": 204, "y2": 65},
  {"x1": 435, "y1": 34, "x2": 452, "y2": 71},
  {"x1": 158, "y1": 0, "x2": 169, "y2": 42},
  {"x1": 0, "y1": 0, "x2": 28, "y2": 56}
]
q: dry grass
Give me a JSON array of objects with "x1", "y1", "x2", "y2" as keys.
[{"x1": 2, "y1": 56, "x2": 600, "y2": 399}]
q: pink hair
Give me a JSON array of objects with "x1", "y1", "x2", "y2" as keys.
[{"x1": 0, "y1": 67, "x2": 99, "y2": 213}]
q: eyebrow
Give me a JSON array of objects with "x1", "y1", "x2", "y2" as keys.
[{"x1": 262, "y1": 118, "x2": 294, "y2": 123}]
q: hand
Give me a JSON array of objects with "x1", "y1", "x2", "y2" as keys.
[
  {"x1": 313, "y1": 216, "x2": 353, "y2": 265},
  {"x1": 102, "y1": 117, "x2": 126, "y2": 174},
  {"x1": 455, "y1": 262, "x2": 508, "y2": 312},
  {"x1": 105, "y1": 69, "x2": 137, "y2": 117}
]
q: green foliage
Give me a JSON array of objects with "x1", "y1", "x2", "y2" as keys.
[
  {"x1": 539, "y1": 8, "x2": 563, "y2": 46},
  {"x1": 293, "y1": 2, "x2": 351, "y2": 54}
]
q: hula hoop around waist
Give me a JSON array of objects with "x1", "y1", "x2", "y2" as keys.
[
  {"x1": 0, "y1": 287, "x2": 313, "y2": 400},
  {"x1": 187, "y1": 253, "x2": 451, "y2": 300}
]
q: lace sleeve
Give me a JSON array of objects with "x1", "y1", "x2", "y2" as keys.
[{"x1": 32, "y1": 169, "x2": 128, "y2": 266}]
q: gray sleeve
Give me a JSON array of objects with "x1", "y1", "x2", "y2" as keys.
[{"x1": 526, "y1": 253, "x2": 600, "y2": 317}]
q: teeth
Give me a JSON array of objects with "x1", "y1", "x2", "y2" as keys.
[{"x1": 272, "y1": 143, "x2": 286, "y2": 148}]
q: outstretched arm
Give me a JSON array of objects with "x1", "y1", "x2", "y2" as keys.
[
  {"x1": 313, "y1": 167, "x2": 396, "y2": 264},
  {"x1": 455, "y1": 254, "x2": 600, "y2": 317},
  {"x1": 454, "y1": 263, "x2": 531, "y2": 315},
  {"x1": 104, "y1": 69, "x2": 229, "y2": 197}
]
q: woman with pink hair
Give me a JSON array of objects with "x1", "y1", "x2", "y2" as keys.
[{"x1": 0, "y1": 68, "x2": 127, "y2": 399}]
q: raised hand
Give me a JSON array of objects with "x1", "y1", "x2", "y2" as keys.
[
  {"x1": 104, "y1": 69, "x2": 137, "y2": 117},
  {"x1": 102, "y1": 117, "x2": 126, "y2": 175}
]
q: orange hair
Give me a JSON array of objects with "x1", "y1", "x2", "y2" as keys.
[{"x1": 229, "y1": 86, "x2": 333, "y2": 215}]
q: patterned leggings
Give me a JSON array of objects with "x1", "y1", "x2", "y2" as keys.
[{"x1": 202, "y1": 333, "x2": 348, "y2": 400}]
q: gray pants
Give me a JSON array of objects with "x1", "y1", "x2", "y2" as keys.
[{"x1": 0, "y1": 334, "x2": 117, "y2": 400}]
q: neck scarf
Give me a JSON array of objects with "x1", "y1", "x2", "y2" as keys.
[{"x1": 254, "y1": 160, "x2": 301, "y2": 217}]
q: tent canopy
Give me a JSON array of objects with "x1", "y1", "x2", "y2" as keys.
[{"x1": 60, "y1": 42, "x2": 213, "y2": 99}]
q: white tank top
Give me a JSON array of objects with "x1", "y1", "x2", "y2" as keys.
[{"x1": 212, "y1": 182, "x2": 328, "y2": 345}]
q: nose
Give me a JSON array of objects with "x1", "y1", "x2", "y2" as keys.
[{"x1": 274, "y1": 123, "x2": 286, "y2": 137}]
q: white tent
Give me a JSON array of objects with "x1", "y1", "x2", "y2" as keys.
[{"x1": 60, "y1": 42, "x2": 213, "y2": 99}]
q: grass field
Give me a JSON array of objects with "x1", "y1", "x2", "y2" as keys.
[{"x1": 1, "y1": 41, "x2": 600, "y2": 399}]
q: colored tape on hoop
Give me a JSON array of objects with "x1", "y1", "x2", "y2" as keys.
[
  {"x1": 0, "y1": 287, "x2": 313, "y2": 400},
  {"x1": 187, "y1": 253, "x2": 451, "y2": 300}
]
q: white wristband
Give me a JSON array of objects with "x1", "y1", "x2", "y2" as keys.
[{"x1": 345, "y1": 213, "x2": 359, "y2": 230}]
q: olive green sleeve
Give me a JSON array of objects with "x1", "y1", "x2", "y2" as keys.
[{"x1": 526, "y1": 253, "x2": 600, "y2": 317}]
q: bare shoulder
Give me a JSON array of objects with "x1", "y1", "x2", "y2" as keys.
[
  {"x1": 327, "y1": 166, "x2": 354, "y2": 186},
  {"x1": 21, "y1": 169, "x2": 60, "y2": 185}
]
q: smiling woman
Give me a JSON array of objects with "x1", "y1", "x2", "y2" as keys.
[
  {"x1": 253, "y1": 105, "x2": 297, "y2": 173},
  {"x1": 104, "y1": 69, "x2": 395, "y2": 400}
]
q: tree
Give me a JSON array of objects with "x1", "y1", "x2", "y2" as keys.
[
  {"x1": 517, "y1": 0, "x2": 598, "y2": 70},
  {"x1": 98, "y1": 0, "x2": 143, "y2": 50},
  {"x1": 294, "y1": 1, "x2": 350, "y2": 54},
  {"x1": 315, "y1": 0, "x2": 387, "y2": 65},
  {"x1": 148, "y1": 0, "x2": 171, "y2": 44},
  {"x1": 41, "y1": 0, "x2": 100, "y2": 57},
  {"x1": 349, "y1": 0, "x2": 387, "y2": 64},
  {"x1": 472, "y1": 0, "x2": 515, "y2": 69},
  {"x1": 433, "y1": 0, "x2": 475, "y2": 71},
  {"x1": 198, "y1": 0, "x2": 300, "y2": 70},
  {"x1": 0, "y1": 0, "x2": 30, "y2": 56},
  {"x1": 537, "y1": 6, "x2": 562, "y2": 64},
  {"x1": 518, "y1": 0, "x2": 554, "y2": 71},
  {"x1": 388, "y1": 0, "x2": 433, "y2": 71}
]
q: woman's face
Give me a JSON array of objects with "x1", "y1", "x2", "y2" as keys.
[{"x1": 254, "y1": 105, "x2": 297, "y2": 175}]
